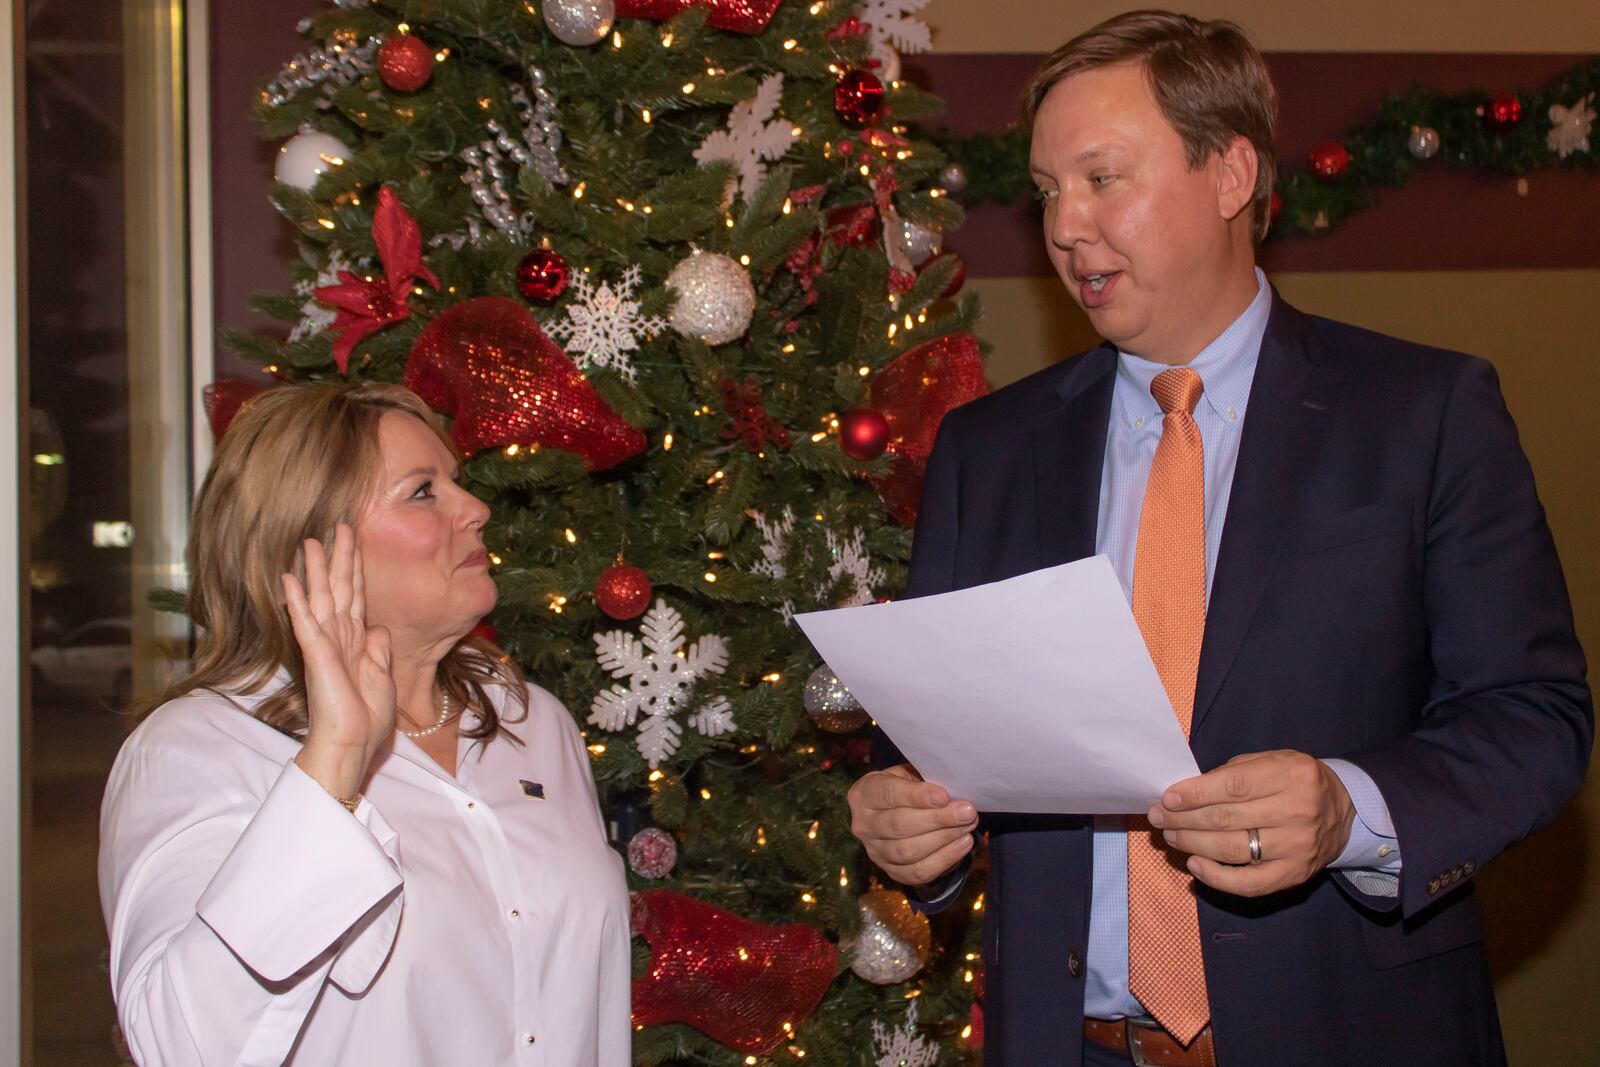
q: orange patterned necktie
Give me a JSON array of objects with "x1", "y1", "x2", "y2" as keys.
[{"x1": 1127, "y1": 367, "x2": 1211, "y2": 1045}]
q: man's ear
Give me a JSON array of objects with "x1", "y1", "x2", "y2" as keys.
[{"x1": 1215, "y1": 135, "x2": 1259, "y2": 224}]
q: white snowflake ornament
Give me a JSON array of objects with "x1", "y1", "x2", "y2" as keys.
[
  {"x1": 590, "y1": 599, "x2": 734, "y2": 768},
  {"x1": 1548, "y1": 93, "x2": 1596, "y2": 159},
  {"x1": 857, "y1": 0, "x2": 932, "y2": 85},
  {"x1": 290, "y1": 248, "x2": 354, "y2": 344},
  {"x1": 694, "y1": 73, "x2": 798, "y2": 205},
  {"x1": 871, "y1": 1001, "x2": 939, "y2": 1067},
  {"x1": 547, "y1": 265, "x2": 666, "y2": 382},
  {"x1": 752, "y1": 508, "x2": 882, "y2": 620}
]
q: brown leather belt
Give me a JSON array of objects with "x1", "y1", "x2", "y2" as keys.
[{"x1": 1083, "y1": 1017, "x2": 1217, "y2": 1067}]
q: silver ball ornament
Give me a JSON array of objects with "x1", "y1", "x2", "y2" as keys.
[
  {"x1": 274, "y1": 127, "x2": 352, "y2": 190},
  {"x1": 869, "y1": 38, "x2": 902, "y2": 85},
  {"x1": 936, "y1": 163, "x2": 968, "y2": 195},
  {"x1": 666, "y1": 252, "x2": 756, "y2": 346},
  {"x1": 849, "y1": 889, "x2": 931, "y2": 984},
  {"x1": 627, "y1": 827, "x2": 678, "y2": 879},
  {"x1": 803, "y1": 664, "x2": 869, "y2": 733},
  {"x1": 1407, "y1": 125, "x2": 1441, "y2": 160},
  {"x1": 542, "y1": 0, "x2": 615, "y2": 46},
  {"x1": 895, "y1": 217, "x2": 943, "y2": 267}
]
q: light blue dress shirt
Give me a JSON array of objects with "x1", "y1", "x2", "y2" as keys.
[{"x1": 1083, "y1": 269, "x2": 1402, "y2": 1021}]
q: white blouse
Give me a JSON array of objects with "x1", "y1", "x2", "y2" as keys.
[{"x1": 99, "y1": 678, "x2": 632, "y2": 1066}]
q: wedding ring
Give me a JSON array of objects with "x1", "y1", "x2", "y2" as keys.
[{"x1": 1247, "y1": 827, "x2": 1263, "y2": 865}]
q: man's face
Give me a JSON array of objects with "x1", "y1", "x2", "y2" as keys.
[{"x1": 1029, "y1": 61, "x2": 1246, "y2": 362}]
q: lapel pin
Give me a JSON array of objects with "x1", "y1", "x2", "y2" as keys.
[{"x1": 520, "y1": 779, "x2": 546, "y2": 799}]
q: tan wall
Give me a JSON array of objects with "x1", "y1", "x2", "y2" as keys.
[{"x1": 930, "y1": 1, "x2": 1600, "y2": 1060}]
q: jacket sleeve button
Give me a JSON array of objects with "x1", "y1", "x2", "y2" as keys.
[{"x1": 1067, "y1": 951, "x2": 1082, "y2": 978}]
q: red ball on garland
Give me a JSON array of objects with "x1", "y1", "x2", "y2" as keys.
[
  {"x1": 1307, "y1": 141, "x2": 1350, "y2": 181},
  {"x1": 839, "y1": 407, "x2": 891, "y2": 461},
  {"x1": 377, "y1": 34, "x2": 434, "y2": 93},
  {"x1": 596, "y1": 562, "x2": 652, "y2": 620},
  {"x1": 1269, "y1": 191, "x2": 1284, "y2": 225},
  {"x1": 516, "y1": 247, "x2": 570, "y2": 302},
  {"x1": 1482, "y1": 94, "x2": 1523, "y2": 134},
  {"x1": 834, "y1": 69, "x2": 886, "y2": 126}
]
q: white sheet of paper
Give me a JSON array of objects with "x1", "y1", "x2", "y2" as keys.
[{"x1": 795, "y1": 556, "x2": 1200, "y2": 814}]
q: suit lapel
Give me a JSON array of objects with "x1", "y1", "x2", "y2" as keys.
[
  {"x1": 1192, "y1": 298, "x2": 1339, "y2": 734},
  {"x1": 1031, "y1": 346, "x2": 1116, "y2": 568}
]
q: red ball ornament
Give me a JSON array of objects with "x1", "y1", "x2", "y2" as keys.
[
  {"x1": 1307, "y1": 141, "x2": 1350, "y2": 181},
  {"x1": 596, "y1": 562, "x2": 653, "y2": 620},
  {"x1": 377, "y1": 34, "x2": 434, "y2": 93},
  {"x1": 834, "y1": 69, "x2": 886, "y2": 127},
  {"x1": 1269, "y1": 190, "x2": 1284, "y2": 225},
  {"x1": 516, "y1": 247, "x2": 570, "y2": 302},
  {"x1": 839, "y1": 407, "x2": 890, "y2": 461},
  {"x1": 1483, "y1": 94, "x2": 1524, "y2": 134},
  {"x1": 921, "y1": 251, "x2": 966, "y2": 299},
  {"x1": 627, "y1": 827, "x2": 678, "y2": 879}
]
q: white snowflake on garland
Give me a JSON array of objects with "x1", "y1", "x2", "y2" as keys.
[
  {"x1": 871, "y1": 1001, "x2": 939, "y2": 1067},
  {"x1": 589, "y1": 599, "x2": 735, "y2": 768},
  {"x1": 1548, "y1": 93, "x2": 1596, "y2": 159},
  {"x1": 289, "y1": 248, "x2": 354, "y2": 344},
  {"x1": 753, "y1": 508, "x2": 883, "y2": 620},
  {"x1": 547, "y1": 265, "x2": 666, "y2": 382},
  {"x1": 694, "y1": 73, "x2": 798, "y2": 205}
]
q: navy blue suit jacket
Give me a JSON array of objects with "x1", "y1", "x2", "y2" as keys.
[{"x1": 877, "y1": 297, "x2": 1592, "y2": 1065}]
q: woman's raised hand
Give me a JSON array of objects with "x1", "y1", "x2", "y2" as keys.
[{"x1": 283, "y1": 523, "x2": 397, "y2": 803}]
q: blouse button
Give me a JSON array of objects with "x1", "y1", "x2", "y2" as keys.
[
  {"x1": 466, "y1": 801, "x2": 477, "y2": 810},
  {"x1": 524, "y1": 1033, "x2": 537, "y2": 1045},
  {"x1": 509, "y1": 908, "x2": 521, "y2": 919}
]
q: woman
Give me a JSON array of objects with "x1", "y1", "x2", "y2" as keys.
[{"x1": 99, "y1": 382, "x2": 631, "y2": 1066}]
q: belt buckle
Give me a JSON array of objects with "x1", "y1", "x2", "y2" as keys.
[{"x1": 1124, "y1": 1017, "x2": 1163, "y2": 1067}]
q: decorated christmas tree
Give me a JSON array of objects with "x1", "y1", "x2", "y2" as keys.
[{"x1": 222, "y1": 0, "x2": 992, "y2": 1061}]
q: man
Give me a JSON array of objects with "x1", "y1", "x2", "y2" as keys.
[{"x1": 847, "y1": 11, "x2": 1592, "y2": 1066}]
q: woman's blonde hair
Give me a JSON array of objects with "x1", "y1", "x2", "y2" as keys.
[{"x1": 146, "y1": 381, "x2": 526, "y2": 739}]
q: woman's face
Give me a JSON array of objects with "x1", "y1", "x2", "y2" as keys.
[{"x1": 354, "y1": 412, "x2": 496, "y2": 651}]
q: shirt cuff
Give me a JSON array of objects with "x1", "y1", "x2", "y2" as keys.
[
  {"x1": 196, "y1": 760, "x2": 403, "y2": 983},
  {"x1": 1323, "y1": 759, "x2": 1402, "y2": 873}
]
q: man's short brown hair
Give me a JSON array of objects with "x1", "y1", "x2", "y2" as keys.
[{"x1": 1022, "y1": 10, "x2": 1278, "y2": 244}]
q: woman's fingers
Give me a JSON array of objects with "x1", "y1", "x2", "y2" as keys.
[
  {"x1": 303, "y1": 536, "x2": 334, "y2": 623},
  {"x1": 329, "y1": 523, "x2": 354, "y2": 618},
  {"x1": 351, "y1": 537, "x2": 366, "y2": 625},
  {"x1": 281, "y1": 572, "x2": 322, "y2": 655}
]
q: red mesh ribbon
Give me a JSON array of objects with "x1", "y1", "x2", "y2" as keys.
[
  {"x1": 614, "y1": 0, "x2": 782, "y2": 34},
  {"x1": 869, "y1": 332, "x2": 988, "y2": 525},
  {"x1": 631, "y1": 890, "x2": 839, "y2": 1054},
  {"x1": 202, "y1": 379, "x2": 269, "y2": 440},
  {"x1": 402, "y1": 296, "x2": 645, "y2": 470},
  {"x1": 313, "y1": 186, "x2": 439, "y2": 373}
]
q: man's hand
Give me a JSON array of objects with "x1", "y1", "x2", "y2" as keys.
[
  {"x1": 848, "y1": 764, "x2": 978, "y2": 888},
  {"x1": 1148, "y1": 750, "x2": 1356, "y2": 897}
]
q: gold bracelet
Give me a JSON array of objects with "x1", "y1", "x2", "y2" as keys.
[{"x1": 338, "y1": 792, "x2": 363, "y2": 813}]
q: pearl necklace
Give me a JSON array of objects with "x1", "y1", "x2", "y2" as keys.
[{"x1": 399, "y1": 692, "x2": 454, "y2": 739}]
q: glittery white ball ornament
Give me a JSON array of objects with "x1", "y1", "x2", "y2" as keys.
[
  {"x1": 849, "y1": 889, "x2": 931, "y2": 984},
  {"x1": 894, "y1": 217, "x2": 943, "y2": 267},
  {"x1": 1407, "y1": 125, "x2": 1441, "y2": 160},
  {"x1": 274, "y1": 126, "x2": 352, "y2": 190},
  {"x1": 804, "y1": 664, "x2": 869, "y2": 733},
  {"x1": 666, "y1": 251, "x2": 756, "y2": 346},
  {"x1": 627, "y1": 827, "x2": 678, "y2": 879},
  {"x1": 543, "y1": 0, "x2": 614, "y2": 46},
  {"x1": 936, "y1": 163, "x2": 969, "y2": 194}
]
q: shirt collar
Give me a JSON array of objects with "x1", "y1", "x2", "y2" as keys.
[{"x1": 1112, "y1": 268, "x2": 1271, "y2": 429}]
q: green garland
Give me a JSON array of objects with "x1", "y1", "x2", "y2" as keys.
[{"x1": 930, "y1": 55, "x2": 1599, "y2": 238}]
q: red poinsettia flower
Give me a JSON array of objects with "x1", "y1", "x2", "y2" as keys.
[{"x1": 313, "y1": 186, "x2": 440, "y2": 372}]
